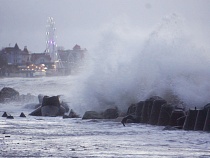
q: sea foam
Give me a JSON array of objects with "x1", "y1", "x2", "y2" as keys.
[
  {"x1": 68, "y1": 13, "x2": 210, "y2": 113},
  {"x1": 1, "y1": 14, "x2": 210, "y2": 115}
]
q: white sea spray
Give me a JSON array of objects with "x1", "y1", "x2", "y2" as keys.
[{"x1": 1, "y1": 14, "x2": 210, "y2": 115}]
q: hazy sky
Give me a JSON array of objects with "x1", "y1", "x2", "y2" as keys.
[{"x1": 0, "y1": 0, "x2": 210, "y2": 52}]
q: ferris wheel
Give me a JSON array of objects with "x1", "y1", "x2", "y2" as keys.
[{"x1": 46, "y1": 17, "x2": 57, "y2": 62}]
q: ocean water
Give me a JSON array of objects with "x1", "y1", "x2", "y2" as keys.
[
  {"x1": 0, "y1": 115, "x2": 210, "y2": 158},
  {"x1": 0, "y1": 73, "x2": 210, "y2": 157},
  {"x1": 1, "y1": 13, "x2": 210, "y2": 157}
]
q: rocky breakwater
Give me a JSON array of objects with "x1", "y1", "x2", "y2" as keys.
[
  {"x1": 121, "y1": 96, "x2": 210, "y2": 132},
  {"x1": 0, "y1": 87, "x2": 77, "y2": 118},
  {"x1": 0, "y1": 87, "x2": 19, "y2": 103},
  {"x1": 82, "y1": 107, "x2": 119, "y2": 120},
  {"x1": 0, "y1": 87, "x2": 36, "y2": 119},
  {"x1": 183, "y1": 104, "x2": 210, "y2": 132},
  {"x1": 0, "y1": 87, "x2": 37, "y2": 103},
  {"x1": 29, "y1": 95, "x2": 69, "y2": 117}
]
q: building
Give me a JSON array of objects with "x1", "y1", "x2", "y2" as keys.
[
  {"x1": 30, "y1": 53, "x2": 51, "y2": 65},
  {"x1": 0, "y1": 43, "x2": 87, "y2": 77},
  {"x1": 57, "y1": 44, "x2": 86, "y2": 75},
  {"x1": 0, "y1": 44, "x2": 48, "y2": 77},
  {"x1": 1, "y1": 43, "x2": 30, "y2": 66}
]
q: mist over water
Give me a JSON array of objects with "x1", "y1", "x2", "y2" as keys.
[
  {"x1": 1, "y1": 14, "x2": 210, "y2": 115},
  {"x1": 2, "y1": 3, "x2": 210, "y2": 157},
  {"x1": 68, "y1": 13, "x2": 210, "y2": 113}
]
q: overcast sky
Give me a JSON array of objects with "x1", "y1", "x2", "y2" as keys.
[{"x1": 0, "y1": 0, "x2": 210, "y2": 52}]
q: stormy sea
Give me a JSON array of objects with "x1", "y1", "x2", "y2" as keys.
[{"x1": 1, "y1": 14, "x2": 210, "y2": 157}]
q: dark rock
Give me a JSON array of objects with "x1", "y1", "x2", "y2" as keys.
[
  {"x1": 126, "y1": 104, "x2": 136, "y2": 115},
  {"x1": 121, "y1": 102, "x2": 144, "y2": 126},
  {"x1": 63, "y1": 109, "x2": 79, "y2": 119},
  {"x1": 29, "y1": 95, "x2": 67, "y2": 117},
  {"x1": 144, "y1": 96, "x2": 166, "y2": 125},
  {"x1": 177, "y1": 116, "x2": 186, "y2": 127},
  {"x1": 135, "y1": 101, "x2": 144, "y2": 121},
  {"x1": 203, "y1": 109, "x2": 210, "y2": 131},
  {"x1": 141, "y1": 99, "x2": 155, "y2": 123},
  {"x1": 60, "y1": 101, "x2": 70, "y2": 112},
  {"x1": 121, "y1": 115, "x2": 138, "y2": 126},
  {"x1": 20, "y1": 112, "x2": 26, "y2": 117},
  {"x1": 148, "y1": 99, "x2": 167, "y2": 125},
  {"x1": 0, "y1": 87, "x2": 19, "y2": 102},
  {"x1": 194, "y1": 109, "x2": 207, "y2": 131},
  {"x1": 103, "y1": 108, "x2": 118, "y2": 119},
  {"x1": 2, "y1": 112, "x2": 14, "y2": 118},
  {"x1": 40, "y1": 95, "x2": 65, "y2": 117},
  {"x1": 169, "y1": 109, "x2": 186, "y2": 126},
  {"x1": 2, "y1": 112, "x2": 8, "y2": 117},
  {"x1": 34, "y1": 103, "x2": 41, "y2": 109},
  {"x1": 29, "y1": 106, "x2": 42, "y2": 116},
  {"x1": 157, "y1": 103, "x2": 174, "y2": 126},
  {"x1": 63, "y1": 115, "x2": 69, "y2": 119},
  {"x1": 57, "y1": 105, "x2": 66, "y2": 116},
  {"x1": 41, "y1": 106, "x2": 59, "y2": 117},
  {"x1": 82, "y1": 107, "x2": 119, "y2": 120},
  {"x1": 163, "y1": 126, "x2": 180, "y2": 130},
  {"x1": 42, "y1": 96, "x2": 60, "y2": 107},
  {"x1": 147, "y1": 96, "x2": 164, "y2": 101},
  {"x1": 183, "y1": 109, "x2": 198, "y2": 130},
  {"x1": 82, "y1": 111, "x2": 103, "y2": 119},
  {"x1": 7, "y1": 116, "x2": 14, "y2": 119},
  {"x1": 69, "y1": 109, "x2": 80, "y2": 118},
  {"x1": 121, "y1": 96, "x2": 167, "y2": 126},
  {"x1": 39, "y1": 95, "x2": 68, "y2": 111}
]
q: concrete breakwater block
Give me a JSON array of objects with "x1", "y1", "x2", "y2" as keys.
[
  {"x1": 203, "y1": 109, "x2": 210, "y2": 131},
  {"x1": 82, "y1": 111, "x2": 103, "y2": 119},
  {"x1": 183, "y1": 109, "x2": 198, "y2": 130},
  {"x1": 122, "y1": 96, "x2": 210, "y2": 133},
  {"x1": 169, "y1": 110, "x2": 186, "y2": 127},
  {"x1": 148, "y1": 99, "x2": 167, "y2": 125},
  {"x1": 194, "y1": 109, "x2": 207, "y2": 131},
  {"x1": 41, "y1": 106, "x2": 59, "y2": 117},
  {"x1": 157, "y1": 104, "x2": 174, "y2": 126},
  {"x1": 126, "y1": 104, "x2": 136, "y2": 115},
  {"x1": 141, "y1": 99, "x2": 153, "y2": 123},
  {"x1": 29, "y1": 106, "x2": 42, "y2": 116},
  {"x1": 29, "y1": 95, "x2": 66, "y2": 117},
  {"x1": 42, "y1": 96, "x2": 60, "y2": 107},
  {"x1": 20, "y1": 112, "x2": 26, "y2": 117},
  {"x1": 2, "y1": 112, "x2": 14, "y2": 119},
  {"x1": 177, "y1": 116, "x2": 186, "y2": 127},
  {"x1": 7, "y1": 115, "x2": 14, "y2": 119},
  {"x1": 2, "y1": 112, "x2": 8, "y2": 117},
  {"x1": 134, "y1": 101, "x2": 144, "y2": 123},
  {"x1": 2, "y1": 112, "x2": 26, "y2": 119},
  {"x1": 0, "y1": 87, "x2": 19, "y2": 103}
]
